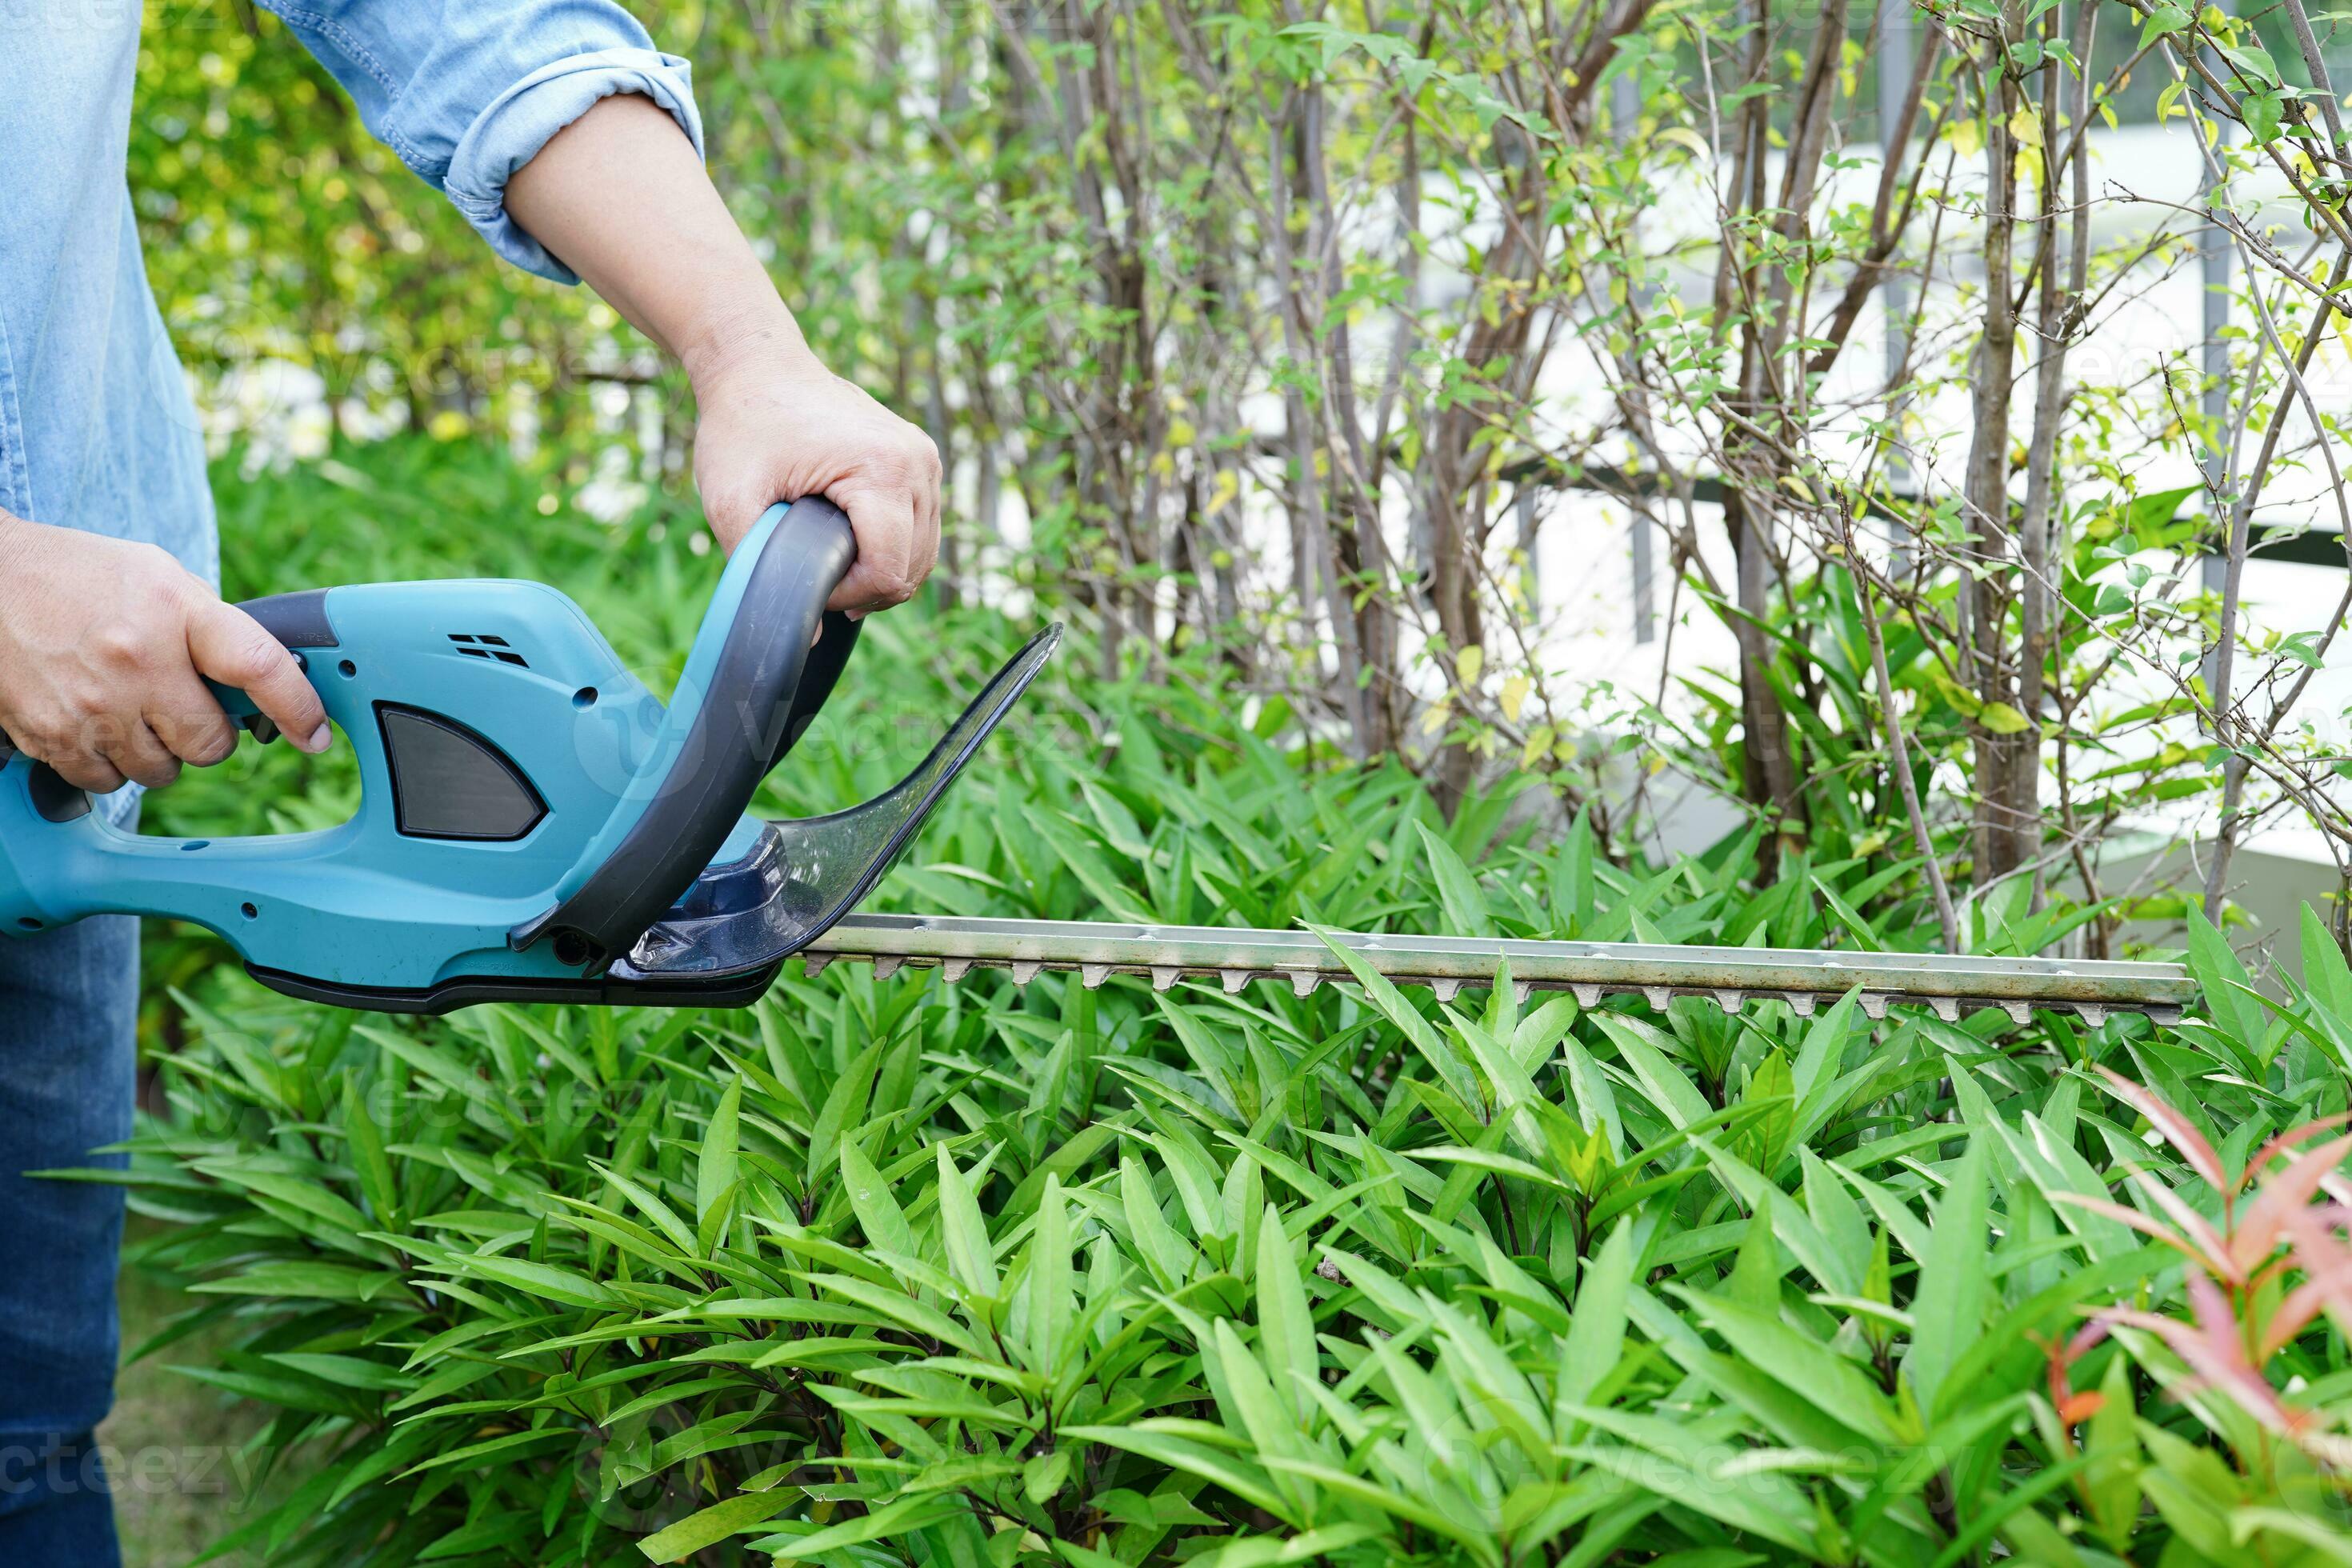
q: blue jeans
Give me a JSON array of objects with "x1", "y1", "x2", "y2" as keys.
[{"x1": 0, "y1": 913, "x2": 137, "y2": 1568}]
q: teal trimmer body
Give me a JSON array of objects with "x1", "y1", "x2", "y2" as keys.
[{"x1": 0, "y1": 498, "x2": 1057, "y2": 1013}]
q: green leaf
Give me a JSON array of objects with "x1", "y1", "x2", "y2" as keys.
[
  {"x1": 188, "y1": 1261, "x2": 403, "y2": 1303},
  {"x1": 592, "y1": 1162, "x2": 698, "y2": 1258},
  {"x1": 2276, "y1": 629, "x2": 2327, "y2": 670},
  {"x1": 1414, "y1": 821, "x2": 1497, "y2": 938},
  {"x1": 1555, "y1": 1219, "x2": 1633, "y2": 1432},
  {"x1": 1790, "y1": 988, "x2": 1859, "y2": 1140},
  {"x1": 2302, "y1": 903, "x2": 2352, "y2": 1021},
  {"x1": 399, "y1": 1427, "x2": 578, "y2": 1477},
  {"x1": 1121, "y1": 1156, "x2": 1192, "y2": 1288},
  {"x1": 698, "y1": 1075, "x2": 742, "y2": 1230},
  {"x1": 1312, "y1": 927, "x2": 1482, "y2": 1106},
  {"x1": 2245, "y1": 89, "x2": 2285, "y2": 144},
  {"x1": 1672, "y1": 1286, "x2": 1907, "y2": 1445},
  {"x1": 1978, "y1": 702, "x2": 2031, "y2": 735},
  {"x1": 1026, "y1": 1174, "x2": 1072, "y2": 1374},
  {"x1": 805, "y1": 1041, "x2": 882, "y2": 1196},
  {"x1": 2084, "y1": 1352, "x2": 2140, "y2": 1549},
  {"x1": 2140, "y1": 1, "x2": 2190, "y2": 44},
  {"x1": 1906, "y1": 1137, "x2": 1990, "y2": 1422},
  {"x1": 2186, "y1": 906, "x2": 2266, "y2": 1061},
  {"x1": 840, "y1": 1142, "x2": 914, "y2": 1255},
  {"x1": 694, "y1": 1179, "x2": 739, "y2": 1259},
  {"x1": 636, "y1": 1490, "x2": 796, "y2": 1562},
  {"x1": 1255, "y1": 1204, "x2": 1317, "y2": 1420},
  {"x1": 1023, "y1": 1447, "x2": 1074, "y2": 1505},
  {"x1": 758, "y1": 1494, "x2": 966, "y2": 1561},
  {"x1": 1206, "y1": 1318, "x2": 1310, "y2": 1483},
  {"x1": 936, "y1": 1145, "x2": 1000, "y2": 1304},
  {"x1": 2217, "y1": 41, "x2": 2280, "y2": 88},
  {"x1": 1591, "y1": 1014, "x2": 1712, "y2": 1130},
  {"x1": 194, "y1": 1161, "x2": 371, "y2": 1237},
  {"x1": 1027, "y1": 810, "x2": 1157, "y2": 921},
  {"x1": 1062, "y1": 1422, "x2": 1295, "y2": 1523},
  {"x1": 435, "y1": 1254, "x2": 614, "y2": 1310},
  {"x1": 342, "y1": 1074, "x2": 398, "y2": 1227},
  {"x1": 263, "y1": 1351, "x2": 410, "y2": 1391}
]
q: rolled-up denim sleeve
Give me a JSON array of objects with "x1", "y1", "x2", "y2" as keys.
[{"x1": 258, "y1": 2, "x2": 705, "y2": 283}]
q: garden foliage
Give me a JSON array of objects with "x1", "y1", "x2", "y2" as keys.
[
  {"x1": 88, "y1": 446, "x2": 2352, "y2": 1566},
  {"x1": 134, "y1": 2, "x2": 2352, "y2": 900}
]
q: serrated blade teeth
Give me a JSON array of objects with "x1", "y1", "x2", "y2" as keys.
[{"x1": 790, "y1": 915, "x2": 2192, "y2": 1025}]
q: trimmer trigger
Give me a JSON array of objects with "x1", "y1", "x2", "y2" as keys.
[{"x1": 242, "y1": 715, "x2": 281, "y2": 744}]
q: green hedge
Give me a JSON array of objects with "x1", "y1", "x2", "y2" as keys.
[{"x1": 88, "y1": 442, "x2": 2352, "y2": 1565}]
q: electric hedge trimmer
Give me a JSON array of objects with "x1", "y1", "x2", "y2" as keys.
[{"x1": 0, "y1": 498, "x2": 2194, "y2": 1026}]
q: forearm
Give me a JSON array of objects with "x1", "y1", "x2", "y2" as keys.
[
  {"x1": 502, "y1": 90, "x2": 940, "y2": 609},
  {"x1": 503, "y1": 94, "x2": 814, "y2": 388}
]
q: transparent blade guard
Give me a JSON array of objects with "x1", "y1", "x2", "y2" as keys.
[{"x1": 612, "y1": 625, "x2": 1060, "y2": 982}]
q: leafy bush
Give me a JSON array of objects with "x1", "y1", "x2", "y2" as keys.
[
  {"x1": 138, "y1": 2, "x2": 2352, "y2": 888},
  {"x1": 93, "y1": 444, "x2": 2352, "y2": 1564}
]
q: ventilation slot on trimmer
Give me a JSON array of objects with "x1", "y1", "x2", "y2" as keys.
[{"x1": 448, "y1": 634, "x2": 529, "y2": 668}]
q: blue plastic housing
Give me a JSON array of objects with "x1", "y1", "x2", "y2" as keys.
[{"x1": 0, "y1": 504, "x2": 799, "y2": 990}]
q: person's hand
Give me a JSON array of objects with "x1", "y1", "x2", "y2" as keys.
[
  {"x1": 0, "y1": 514, "x2": 330, "y2": 793},
  {"x1": 690, "y1": 346, "x2": 942, "y2": 616},
  {"x1": 501, "y1": 94, "x2": 942, "y2": 613}
]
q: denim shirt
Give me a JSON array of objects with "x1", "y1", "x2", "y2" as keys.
[{"x1": 0, "y1": 2, "x2": 704, "y2": 585}]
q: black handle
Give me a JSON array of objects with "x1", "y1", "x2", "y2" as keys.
[
  {"x1": 772, "y1": 610, "x2": 862, "y2": 770},
  {"x1": 510, "y1": 496, "x2": 859, "y2": 966}
]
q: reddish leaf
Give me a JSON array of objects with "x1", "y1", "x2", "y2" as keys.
[
  {"x1": 2264, "y1": 1208, "x2": 2352, "y2": 1359},
  {"x1": 2096, "y1": 1068, "x2": 2229, "y2": 1195},
  {"x1": 2046, "y1": 1318, "x2": 2110, "y2": 1427},
  {"x1": 2103, "y1": 1277, "x2": 2302, "y2": 1437},
  {"x1": 2229, "y1": 1133, "x2": 2352, "y2": 1275},
  {"x1": 2050, "y1": 1190, "x2": 2223, "y2": 1274},
  {"x1": 2245, "y1": 1111, "x2": 2352, "y2": 1183},
  {"x1": 2125, "y1": 1170, "x2": 2241, "y2": 1284},
  {"x1": 2057, "y1": 1390, "x2": 2106, "y2": 1425}
]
